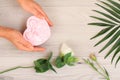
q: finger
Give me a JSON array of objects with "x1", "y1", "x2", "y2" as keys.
[
  {"x1": 33, "y1": 3, "x2": 46, "y2": 16},
  {"x1": 31, "y1": 8, "x2": 45, "y2": 19},
  {"x1": 23, "y1": 41, "x2": 34, "y2": 50},
  {"x1": 33, "y1": 4, "x2": 53, "y2": 26},
  {"x1": 44, "y1": 16, "x2": 53, "y2": 26},
  {"x1": 35, "y1": 13, "x2": 44, "y2": 19},
  {"x1": 35, "y1": 13, "x2": 53, "y2": 26},
  {"x1": 36, "y1": 12, "x2": 53, "y2": 26},
  {"x1": 33, "y1": 46, "x2": 45, "y2": 52},
  {"x1": 19, "y1": 38, "x2": 34, "y2": 50},
  {"x1": 15, "y1": 42, "x2": 33, "y2": 51}
]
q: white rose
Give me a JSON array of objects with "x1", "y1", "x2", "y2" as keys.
[{"x1": 60, "y1": 43, "x2": 74, "y2": 56}]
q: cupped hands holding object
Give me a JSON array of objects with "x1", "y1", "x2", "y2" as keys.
[{"x1": 0, "y1": 0, "x2": 52, "y2": 51}]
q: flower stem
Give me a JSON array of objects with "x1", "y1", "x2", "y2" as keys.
[
  {"x1": 96, "y1": 61, "x2": 109, "y2": 78},
  {"x1": 96, "y1": 61, "x2": 105, "y2": 73},
  {"x1": 96, "y1": 69, "x2": 107, "y2": 78},
  {"x1": 95, "y1": 61, "x2": 110, "y2": 80},
  {"x1": 0, "y1": 66, "x2": 34, "y2": 74}
]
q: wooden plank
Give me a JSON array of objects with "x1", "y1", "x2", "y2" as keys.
[
  {"x1": 0, "y1": 0, "x2": 120, "y2": 80},
  {"x1": 0, "y1": 0, "x2": 96, "y2": 7}
]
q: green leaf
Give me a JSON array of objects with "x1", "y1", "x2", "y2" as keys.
[
  {"x1": 111, "y1": 46, "x2": 120, "y2": 63},
  {"x1": 55, "y1": 56, "x2": 65, "y2": 68},
  {"x1": 64, "y1": 52, "x2": 72, "y2": 63},
  {"x1": 103, "y1": 67, "x2": 109, "y2": 77},
  {"x1": 91, "y1": 26, "x2": 113, "y2": 39},
  {"x1": 95, "y1": 3, "x2": 120, "y2": 20},
  {"x1": 99, "y1": 30, "x2": 120, "y2": 53},
  {"x1": 107, "y1": 0, "x2": 120, "y2": 10},
  {"x1": 55, "y1": 51, "x2": 78, "y2": 68},
  {"x1": 90, "y1": 16, "x2": 116, "y2": 24},
  {"x1": 48, "y1": 62, "x2": 57, "y2": 73},
  {"x1": 64, "y1": 52, "x2": 78, "y2": 66},
  {"x1": 88, "y1": 22, "x2": 115, "y2": 27},
  {"x1": 66, "y1": 56, "x2": 78, "y2": 66},
  {"x1": 34, "y1": 59, "x2": 49, "y2": 73},
  {"x1": 100, "y1": 1, "x2": 120, "y2": 14},
  {"x1": 89, "y1": 0, "x2": 120, "y2": 66},
  {"x1": 93, "y1": 10, "x2": 120, "y2": 23},
  {"x1": 34, "y1": 52, "x2": 56, "y2": 73},
  {"x1": 94, "y1": 26, "x2": 120, "y2": 46},
  {"x1": 115, "y1": 56, "x2": 120, "y2": 67},
  {"x1": 105, "y1": 38, "x2": 120, "y2": 58}
]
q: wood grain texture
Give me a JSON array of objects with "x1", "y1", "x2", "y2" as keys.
[{"x1": 0, "y1": 0, "x2": 119, "y2": 80}]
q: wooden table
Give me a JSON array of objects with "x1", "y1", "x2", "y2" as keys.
[{"x1": 0, "y1": 0, "x2": 119, "y2": 80}]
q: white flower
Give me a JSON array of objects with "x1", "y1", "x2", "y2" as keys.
[{"x1": 60, "y1": 43, "x2": 74, "y2": 56}]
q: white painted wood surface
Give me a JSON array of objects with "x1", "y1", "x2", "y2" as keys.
[{"x1": 0, "y1": 0, "x2": 119, "y2": 80}]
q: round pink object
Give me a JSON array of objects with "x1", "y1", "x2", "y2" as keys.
[{"x1": 23, "y1": 16, "x2": 51, "y2": 46}]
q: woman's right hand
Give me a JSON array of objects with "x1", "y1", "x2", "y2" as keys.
[{"x1": 18, "y1": 0, "x2": 53, "y2": 26}]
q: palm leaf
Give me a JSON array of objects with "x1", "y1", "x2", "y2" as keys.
[
  {"x1": 107, "y1": 0, "x2": 120, "y2": 9},
  {"x1": 90, "y1": 16, "x2": 116, "y2": 24},
  {"x1": 103, "y1": 67, "x2": 109, "y2": 77},
  {"x1": 90, "y1": 26, "x2": 113, "y2": 39},
  {"x1": 100, "y1": 1, "x2": 120, "y2": 14},
  {"x1": 93, "y1": 10, "x2": 120, "y2": 23},
  {"x1": 94, "y1": 26, "x2": 120, "y2": 46},
  {"x1": 88, "y1": 22, "x2": 115, "y2": 27},
  {"x1": 111, "y1": 46, "x2": 120, "y2": 63},
  {"x1": 105, "y1": 38, "x2": 120, "y2": 58},
  {"x1": 89, "y1": 0, "x2": 120, "y2": 66},
  {"x1": 99, "y1": 30, "x2": 120, "y2": 53},
  {"x1": 115, "y1": 56, "x2": 120, "y2": 67},
  {"x1": 95, "y1": 3, "x2": 120, "y2": 19}
]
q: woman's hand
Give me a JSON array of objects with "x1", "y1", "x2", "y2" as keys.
[
  {"x1": 0, "y1": 27, "x2": 45, "y2": 51},
  {"x1": 18, "y1": 0, "x2": 53, "y2": 26}
]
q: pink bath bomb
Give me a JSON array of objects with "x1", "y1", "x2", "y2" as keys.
[{"x1": 23, "y1": 16, "x2": 51, "y2": 46}]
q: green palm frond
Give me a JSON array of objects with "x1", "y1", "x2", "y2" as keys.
[{"x1": 89, "y1": 0, "x2": 120, "y2": 66}]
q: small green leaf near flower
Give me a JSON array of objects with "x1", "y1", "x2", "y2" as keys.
[
  {"x1": 55, "y1": 56, "x2": 65, "y2": 68},
  {"x1": 55, "y1": 43, "x2": 79, "y2": 68}
]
